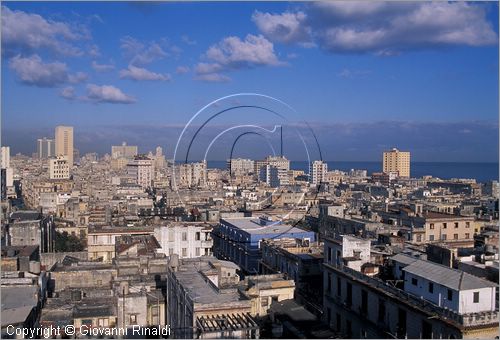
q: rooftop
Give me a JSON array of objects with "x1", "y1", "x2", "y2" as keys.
[
  {"x1": 394, "y1": 254, "x2": 497, "y2": 290},
  {"x1": 172, "y1": 258, "x2": 248, "y2": 306},
  {"x1": 221, "y1": 217, "x2": 310, "y2": 236}
]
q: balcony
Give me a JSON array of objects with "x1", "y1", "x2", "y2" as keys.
[{"x1": 324, "y1": 262, "x2": 499, "y2": 328}]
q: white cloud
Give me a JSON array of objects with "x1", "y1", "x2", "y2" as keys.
[
  {"x1": 85, "y1": 84, "x2": 136, "y2": 104},
  {"x1": 195, "y1": 34, "x2": 285, "y2": 82},
  {"x1": 60, "y1": 86, "x2": 76, "y2": 100},
  {"x1": 120, "y1": 36, "x2": 168, "y2": 65},
  {"x1": 88, "y1": 44, "x2": 100, "y2": 57},
  {"x1": 181, "y1": 35, "x2": 196, "y2": 45},
  {"x1": 119, "y1": 65, "x2": 171, "y2": 81},
  {"x1": 252, "y1": 11, "x2": 312, "y2": 45},
  {"x1": 1, "y1": 6, "x2": 86, "y2": 56},
  {"x1": 8, "y1": 54, "x2": 69, "y2": 87},
  {"x1": 195, "y1": 73, "x2": 231, "y2": 83},
  {"x1": 91, "y1": 61, "x2": 115, "y2": 72},
  {"x1": 176, "y1": 66, "x2": 190, "y2": 74},
  {"x1": 205, "y1": 34, "x2": 284, "y2": 67},
  {"x1": 253, "y1": 2, "x2": 497, "y2": 55},
  {"x1": 337, "y1": 68, "x2": 371, "y2": 79},
  {"x1": 68, "y1": 71, "x2": 88, "y2": 84}
]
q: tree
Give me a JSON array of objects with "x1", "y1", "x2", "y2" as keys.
[{"x1": 55, "y1": 231, "x2": 85, "y2": 252}]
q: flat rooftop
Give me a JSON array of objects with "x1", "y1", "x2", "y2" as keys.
[
  {"x1": 173, "y1": 259, "x2": 247, "y2": 306},
  {"x1": 221, "y1": 217, "x2": 310, "y2": 236}
]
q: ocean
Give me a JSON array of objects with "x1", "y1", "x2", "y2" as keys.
[{"x1": 205, "y1": 161, "x2": 499, "y2": 183}]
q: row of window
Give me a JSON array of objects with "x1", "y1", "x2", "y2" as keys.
[
  {"x1": 417, "y1": 233, "x2": 470, "y2": 242},
  {"x1": 411, "y1": 278, "x2": 480, "y2": 303},
  {"x1": 429, "y1": 222, "x2": 470, "y2": 229}
]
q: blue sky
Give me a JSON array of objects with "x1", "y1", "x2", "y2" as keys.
[{"x1": 1, "y1": 1, "x2": 499, "y2": 162}]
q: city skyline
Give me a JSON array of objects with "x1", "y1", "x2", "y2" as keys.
[{"x1": 1, "y1": 2, "x2": 499, "y2": 162}]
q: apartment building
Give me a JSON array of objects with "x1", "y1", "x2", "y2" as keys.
[
  {"x1": 322, "y1": 237, "x2": 499, "y2": 338},
  {"x1": 49, "y1": 156, "x2": 70, "y2": 180},
  {"x1": 166, "y1": 257, "x2": 259, "y2": 339},
  {"x1": 383, "y1": 148, "x2": 410, "y2": 178},
  {"x1": 153, "y1": 222, "x2": 213, "y2": 258},
  {"x1": 212, "y1": 216, "x2": 315, "y2": 274}
]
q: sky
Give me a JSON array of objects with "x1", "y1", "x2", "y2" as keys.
[{"x1": 1, "y1": 1, "x2": 499, "y2": 162}]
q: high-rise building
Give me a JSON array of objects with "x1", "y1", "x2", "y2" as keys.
[
  {"x1": 255, "y1": 156, "x2": 290, "y2": 186},
  {"x1": 1, "y1": 146, "x2": 10, "y2": 168},
  {"x1": 49, "y1": 155, "x2": 70, "y2": 179},
  {"x1": 127, "y1": 155, "x2": 154, "y2": 188},
  {"x1": 111, "y1": 142, "x2": 138, "y2": 159},
  {"x1": 37, "y1": 138, "x2": 55, "y2": 159},
  {"x1": 55, "y1": 125, "x2": 74, "y2": 165},
  {"x1": 310, "y1": 160, "x2": 328, "y2": 185},
  {"x1": 383, "y1": 148, "x2": 410, "y2": 178},
  {"x1": 227, "y1": 158, "x2": 254, "y2": 175}
]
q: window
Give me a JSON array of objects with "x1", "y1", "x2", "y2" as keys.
[
  {"x1": 337, "y1": 277, "x2": 341, "y2": 296},
  {"x1": 182, "y1": 232, "x2": 187, "y2": 241},
  {"x1": 96, "y1": 280, "x2": 102, "y2": 286},
  {"x1": 428, "y1": 282, "x2": 434, "y2": 293},
  {"x1": 429, "y1": 223, "x2": 435, "y2": 229},
  {"x1": 98, "y1": 318, "x2": 109, "y2": 327},
  {"x1": 416, "y1": 235, "x2": 422, "y2": 242},
  {"x1": 378, "y1": 299, "x2": 386, "y2": 322},
  {"x1": 465, "y1": 222, "x2": 470, "y2": 228},
  {"x1": 361, "y1": 290, "x2": 368, "y2": 315},
  {"x1": 195, "y1": 232, "x2": 200, "y2": 241},
  {"x1": 327, "y1": 274, "x2": 332, "y2": 293},
  {"x1": 442, "y1": 234, "x2": 447, "y2": 240},
  {"x1": 429, "y1": 235, "x2": 434, "y2": 241},
  {"x1": 129, "y1": 314, "x2": 137, "y2": 324},
  {"x1": 336, "y1": 313, "x2": 341, "y2": 332},
  {"x1": 454, "y1": 234, "x2": 458, "y2": 240},
  {"x1": 327, "y1": 247, "x2": 332, "y2": 262},
  {"x1": 195, "y1": 247, "x2": 200, "y2": 256},
  {"x1": 473, "y1": 291, "x2": 479, "y2": 303},
  {"x1": 454, "y1": 222, "x2": 459, "y2": 229},
  {"x1": 422, "y1": 320, "x2": 432, "y2": 338},
  {"x1": 443, "y1": 223, "x2": 447, "y2": 229},
  {"x1": 169, "y1": 248, "x2": 174, "y2": 255},
  {"x1": 261, "y1": 297, "x2": 269, "y2": 307},
  {"x1": 182, "y1": 248, "x2": 187, "y2": 257},
  {"x1": 465, "y1": 233, "x2": 470, "y2": 239},
  {"x1": 411, "y1": 278, "x2": 418, "y2": 286},
  {"x1": 447, "y1": 289, "x2": 453, "y2": 301},
  {"x1": 346, "y1": 282, "x2": 352, "y2": 306}
]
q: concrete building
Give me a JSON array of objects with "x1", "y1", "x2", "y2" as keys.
[
  {"x1": 212, "y1": 216, "x2": 316, "y2": 274},
  {"x1": 154, "y1": 222, "x2": 213, "y2": 258},
  {"x1": 228, "y1": 158, "x2": 255, "y2": 176},
  {"x1": 0, "y1": 146, "x2": 13, "y2": 190},
  {"x1": 87, "y1": 226, "x2": 155, "y2": 262},
  {"x1": 393, "y1": 254, "x2": 497, "y2": 315},
  {"x1": 322, "y1": 240, "x2": 499, "y2": 338},
  {"x1": 8, "y1": 211, "x2": 55, "y2": 253},
  {"x1": 310, "y1": 160, "x2": 328, "y2": 185},
  {"x1": 239, "y1": 274, "x2": 295, "y2": 317},
  {"x1": 255, "y1": 156, "x2": 290, "y2": 186},
  {"x1": 177, "y1": 161, "x2": 207, "y2": 188},
  {"x1": 127, "y1": 155, "x2": 154, "y2": 189},
  {"x1": 259, "y1": 165, "x2": 282, "y2": 188},
  {"x1": 260, "y1": 238, "x2": 323, "y2": 308},
  {"x1": 383, "y1": 147, "x2": 410, "y2": 178},
  {"x1": 55, "y1": 125, "x2": 74, "y2": 166},
  {"x1": 1, "y1": 146, "x2": 10, "y2": 168},
  {"x1": 49, "y1": 156, "x2": 70, "y2": 179},
  {"x1": 111, "y1": 142, "x2": 138, "y2": 159},
  {"x1": 166, "y1": 257, "x2": 260, "y2": 339},
  {"x1": 37, "y1": 138, "x2": 55, "y2": 159}
]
